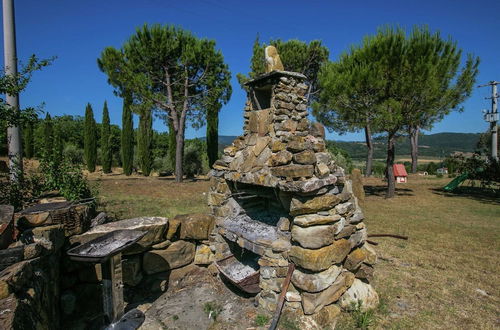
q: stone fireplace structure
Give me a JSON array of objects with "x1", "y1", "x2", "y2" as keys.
[{"x1": 208, "y1": 70, "x2": 377, "y2": 316}]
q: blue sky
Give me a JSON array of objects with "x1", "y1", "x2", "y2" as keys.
[{"x1": 2, "y1": 0, "x2": 499, "y2": 141}]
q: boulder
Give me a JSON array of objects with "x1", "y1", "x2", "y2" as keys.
[
  {"x1": 291, "y1": 265, "x2": 342, "y2": 293},
  {"x1": 175, "y1": 214, "x2": 215, "y2": 240},
  {"x1": 291, "y1": 224, "x2": 341, "y2": 249},
  {"x1": 344, "y1": 248, "x2": 368, "y2": 271},
  {"x1": 339, "y1": 279, "x2": 379, "y2": 311},
  {"x1": 301, "y1": 271, "x2": 355, "y2": 314},
  {"x1": 350, "y1": 169, "x2": 365, "y2": 201},
  {"x1": 143, "y1": 240, "x2": 195, "y2": 275},
  {"x1": 194, "y1": 244, "x2": 214, "y2": 265},
  {"x1": 271, "y1": 164, "x2": 314, "y2": 179},
  {"x1": 269, "y1": 150, "x2": 293, "y2": 166},
  {"x1": 348, "y1": 229, "x2": 367, "y2": 249},
  {"x1": 315, "y1": 163, "x2": 330, "y2": 178},
  {"x1": 313, "y1": 304, "x2": 340, "y2": 329},
  {"x1": 335, "y1": 224, "x2": 356, "y2": 239},
  {"x1": 289, "y1": 239, "x2": 351, "y2": 272},
  {"x1": 290, "y1": 194, "x2": 341, "y2": 216},
  {"x1": 293, "y1": 214, "x2": 341, "y2": 227},
  {"x1": 355, "y1": 263, "x2": 374, "y2": 282},
  {"x1": 293, "y1": 150, "x2": 316, "y2": 165},
  {"x1": 70, "y1": 217, "x2": 169, "y2": 254}
]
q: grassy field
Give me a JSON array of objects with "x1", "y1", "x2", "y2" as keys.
[{"x1": 91, "y1": 172, "x2": 499, "y2": 329}]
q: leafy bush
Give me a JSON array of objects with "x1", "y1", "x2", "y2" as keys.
[
  {"x1": 39, "y1": 159, "x2": 95, "y2": 201},
  {"x1": 63, "y1": 143, "x2": 84, "y2": 165},
  {"x1": 0, "y1": 172, "x2": 45, "y2": 211},
  {"x1": 326, "y1": 141, "x2": 353, "y2": 173},
  {"x1": 254, "y1": 314, "x2": 270, "y2": 326}
]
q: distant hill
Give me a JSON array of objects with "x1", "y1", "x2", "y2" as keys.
[
  {"x1": 334, "y1": 132, "x2": 481, "y2": 160},
  {"x1": 213, "y1": 133, "x2": 481, "y2": 160}
]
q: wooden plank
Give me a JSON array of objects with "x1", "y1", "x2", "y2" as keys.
[{"x1": 269, "y1": 263, "x2": 295, "y2": 330}]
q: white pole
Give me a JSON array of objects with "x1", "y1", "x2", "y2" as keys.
[
  {"x1": 491, "y1": 83, "x2": 498, "y2": 161},
  {"x1": 3, "y1": 0, "x2": 23, "y2": 181}
]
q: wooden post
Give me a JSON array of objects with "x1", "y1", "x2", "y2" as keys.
[{"x1": 101, "y1": 253, "x2": 124, "y2": 324}]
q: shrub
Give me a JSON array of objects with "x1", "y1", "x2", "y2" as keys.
[
  {"x1": 40, "y1": 159, "x2": 95, "y2": 201},
  {"x1": 254, "y1": 314, "x2": 270, "y2": 326},
  {"x1": 64, "y1": 144, "x2": 84, "y2": 165},
  {"x1": 203, "y1": 301, "x2": 222, "y2": 320}
]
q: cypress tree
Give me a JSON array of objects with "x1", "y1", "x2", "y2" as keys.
[
  {"x1": 53, "y1": 124, "x2": 63, "y2": 166},
  {"x1": 101, "y1": 101, "x2": 112, "y2": 173},
  {"x1": 206, "y1": 105, "x2": 219, "y2": 167},
  {"x1": 43, "y1": 113, "x2": 53, "y2": 160},
  {"x1": 84, "y1": 103, "x2": 97, "y2": 172},
  {"x1": 121, "y1": 93, "x2": 133, "y2": 176},
  {"x1": 137, "y1": 110, "x2": 152, "y2": 176},
  {"x1": 24, "y1": 122, "x2": 34, "y2": 159}
]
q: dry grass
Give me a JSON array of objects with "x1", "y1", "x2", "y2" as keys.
[
  {"x1": 93, "y1": 172, "x2": 499, "y2": 329},
  {"x1": 91, "y1": 172, "x2": 210, "y2": 219},
  {"x1": 354, "y1": 175, "x2": 500, "y2": 329}
]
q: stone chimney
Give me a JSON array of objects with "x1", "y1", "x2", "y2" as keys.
[{"x1": 208, "y1": 70, "x2": 378, "y2": 319}]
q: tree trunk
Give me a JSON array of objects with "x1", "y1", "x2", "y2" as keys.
[
  {"x1": 409, "y1": 125, "x2": 419, "y2": 173},
  {"x1": 3, "y1": 0, "x2": 23, "y2": 182},
  {"x1": 364, "y1": 124, "x2": 373, "y2": 177},
  {"x1": 174, "y1": 118, "x2": 185, "y2": 183},
  {"x1": 206, "y1": 105, "x2": 219, "y2": 167},
  {"x1": 385, "y1": 132, "x2": 397, "y2": 199}
]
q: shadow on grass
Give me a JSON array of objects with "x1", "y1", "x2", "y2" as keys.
[
  {"x1": 431, "y1": 186, "x2": 500, "y2": 206},
  {"x1": 364, "y1": 185, "x2": 414, "y2": 197}
]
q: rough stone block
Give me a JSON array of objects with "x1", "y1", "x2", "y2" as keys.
[
  {"x1": 143, "y1": 240, "x2": 195, "y2": 275},
  {"x1": 271, "y1": 164, "x2": 314, "y2": 178},
  {"x1": 289, "y1": 239, "x2": 351, "y2": 272},
  {"x1": 293, "y1": 150, "x2": 317, "y2": 165},
  {"x1": 339, "y1": 278, "x2": 379, "y2": 311},
  {"x1": 291, "y1": 265, "x2": 342, "y2": 293},
  {"x1": 301, "y1": 271, "x2": 355, "y2": 314},
  {"x1": 290, "y1": 194, "x2": 341, "y2": 216}
]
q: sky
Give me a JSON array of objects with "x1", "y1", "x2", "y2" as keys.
[{"x1": 2, "y1": 0, "x2": 499, "y2": 141}]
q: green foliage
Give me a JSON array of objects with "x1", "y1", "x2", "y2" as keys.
[
  {"x1": 84, "y1": 103, "x2": 97, "y2": 172},
  {"x1": 314, "y1": 25, "x2": 479, "y2": 197},
  {"x1": 183, "y1": 139, "x2": 208, "y2": 178},
  {"x1": 137, "y1": 111, "x2": 152, "y2": 176},
  {"x1": 98, "y1": 24, "x2": 231, "y2": 182},
  {"x1": 203, "y1": 301, "x2": 222, "y2": 320},
  {"x1": 254, "y1": 314, "x2": 270, "y2": 327},
  {"x1": 326, "y1": 141, "x2": 353, "y2": 173},
  {"x1": 426, "y1": 162, "x2": 439, "y2": 175},
  {"x1": 53, "y1": 124, "x2": 64, "y2": 167},
  {"x1": 121, "y1": 93, "x2": 134, "y2": 175},
  {"x1": 0, "y1": 163, "x2": 44, "y2": 211},
  {"x1": 63, "y1": 143, "x2": 84, "y2": 165},
  {"x1": 101, "y1": 101, "x2": 112, "y2": 173},
  {"x1": 24, "y1": 121, "x2": 34, "y2": 158},
  {"x1": 238, "y1": 36, "x2": 329, "y2": 103},
  {"x1": 40, "y1": 159, "x2": 94, "y2": 201},
  {"x1": 43, "y1": 113, "x2": 53, "y2": 159}
]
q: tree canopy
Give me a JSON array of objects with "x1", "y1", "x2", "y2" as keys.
[
  {"x1": 237, "y1": 36, "x2": 329, "y2": 102},
  {"x1": 98, "y1": 24, "x2": 231, "y2": 182},
  {"x1": 314, "y1": 26, "x2": 479, "y2": 197}
]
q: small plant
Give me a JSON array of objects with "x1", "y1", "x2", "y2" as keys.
[
  {"x1": 279, "y1": 314, "x2": 300, "y2": 330},
  {"x1": 203, "y1": 301, "x2": 223, "y2": 321},
  {"x1": 172, "y1": 315, "x2": 179, "y2": 321},
  {"x1": 350, "y1": 301, "x2": 376, "y2": 329},
  {"x1": 254, "y1": 314, "x2": 270, "y2": 326}
]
